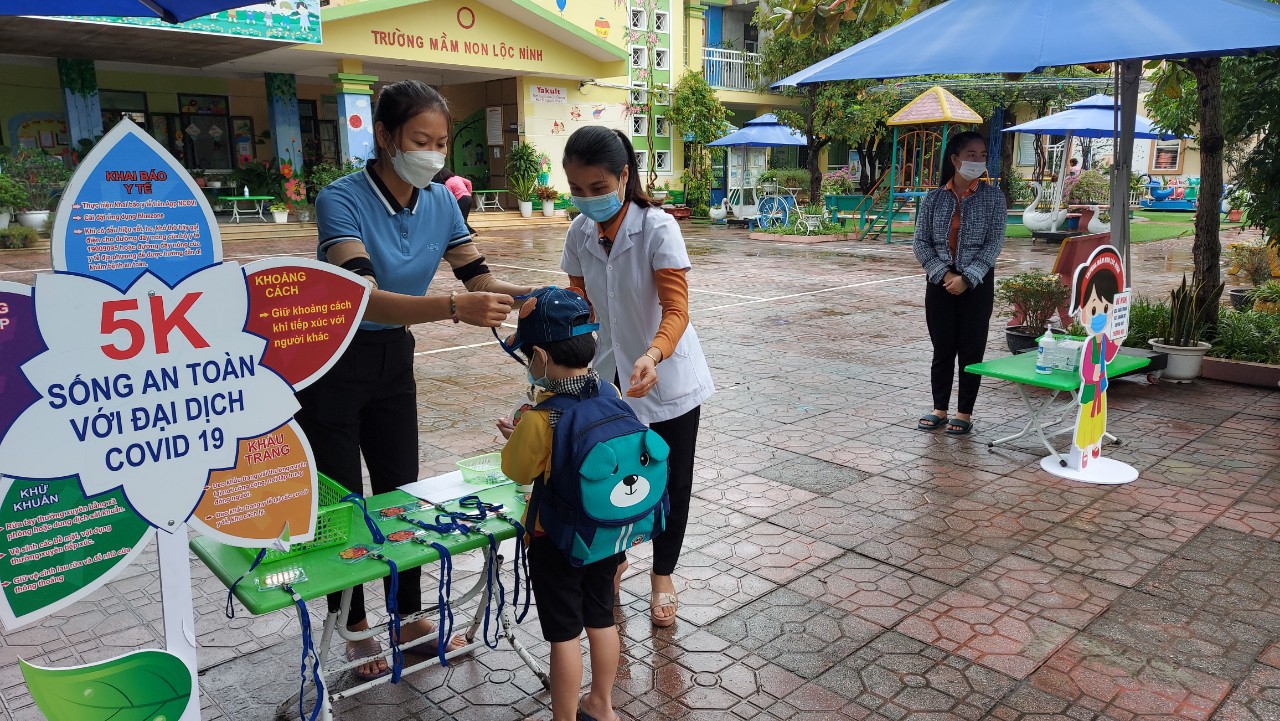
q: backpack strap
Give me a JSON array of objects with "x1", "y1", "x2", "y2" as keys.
[{"x1": 532, "y1": 393, "x2": 579, "y2": 413}]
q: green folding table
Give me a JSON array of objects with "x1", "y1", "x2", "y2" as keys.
[
  {"x1": 192, "y1": 476, "x2": 544, "y2": 720},
  {"x1": 965, "y1": 351, "x2": 1149, "y2": 466}
]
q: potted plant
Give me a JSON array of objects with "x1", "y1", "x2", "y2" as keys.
[
  {"x1": 269, "y1": 201, "x2": 290, "y2": 224},
  {"x1": 292, "y1": 200, "x2": 315, "y2": 224},
  {"x1": 509, "y1": 177, "x2": 536, "y2": 218},
  {"x1": 996, "y1": 270, "x2": 1072, "y2": 352},
  {"x1": 1064, "y1": 169, "x2": 1109, "y2": 231},
  {"x1": 10, "y1": 149, "x2": 71, "y2": 231},
  {"x1": 1227, "y1": 243, "x2": 1273, "y2": 309},
  {"x1": 207, "y1": 173, "x2": 224, "y2": 189},
  {"x1": 505, "y1": 142, "x2": 541, "y2": 213},
  {"x1": 1226, "y1": 188, "x2": 1250, "y2": 223},
  {"x1": 0, "y1": 173, "x2": 29, "y2": 229},
  {"x1": 191, "y1": 169, "x2": 207, "y2": 188},
  {"x1": 1253, "y1": 280, "x2": 1280, "y2": 314},
  {"x1": 1148, "y1": 274, "x2": 1224, "y2": 381},
  {"x1": 534, "y1": 184, "x2": 558, "y2": 217},
  {"x1": 650, "y1": 181, "x2": 670, "y2": 202}
]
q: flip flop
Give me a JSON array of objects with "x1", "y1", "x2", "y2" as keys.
[
  {"x1": 577, "y1": 693, "x2": 619, "y2": 721},
  {"x1": 403, "y1": 629, "x2": 469, "y2": 657},
  {"x1": 650, "y1": 591, "x2": 677, "y2": 628},
  {"x1": 917, "y1": 414, "x2": 947, "y2": 431},
  {"x1": 346, "y1": 637, "x2": 390, "y2": 681},
  {"x1": 945, "y1": 418, "x2": 973, "y2": 435}
]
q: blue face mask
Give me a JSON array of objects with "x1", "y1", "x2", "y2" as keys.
[
  {"x1": 1090, "y1": 312, "x2": 1108, "y2": 333},
  {"x1": 526, "y1": 352, "x2": 552, "y2": 390},
  {"x1": 572, "y1": 188, "x2": 624, "y2": 223}
]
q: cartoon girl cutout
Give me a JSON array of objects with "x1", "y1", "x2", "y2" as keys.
[{"x1": 1068, "y1": 246, "x2": 1124, "y2": 469}]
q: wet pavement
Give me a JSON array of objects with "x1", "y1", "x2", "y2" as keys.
[{"x1": 0, "y1": 222, "x2": 1276, "y2": 721}]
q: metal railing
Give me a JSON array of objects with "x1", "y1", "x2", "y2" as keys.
[{"x1": 704, "y1": 48, "x2": 764, "y2": 92}]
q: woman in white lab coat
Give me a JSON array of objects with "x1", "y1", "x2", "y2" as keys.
[{"x1": 560, "y1": 126, "x2": 715, "y2": 627}]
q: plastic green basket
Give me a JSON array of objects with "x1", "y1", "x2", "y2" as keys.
[
  {"x1": 237, "y1": 473, "x2": 353, "y2": 563},
  {"x1": 456, "y1": 453, "x2": 509, "y2": 485}
]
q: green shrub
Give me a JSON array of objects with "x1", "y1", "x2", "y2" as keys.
[
  {"x1": 996, "y1": 270, "x2": 1070, "y2": 330},
  {"x1": 1208, "y1": 309, "x2": 1280, "y2": 364},
  {"x1": 305, "y1": 159, "x2": 363, "y2": 202},
  {"x1": 0, "y1": 225, "x2": 38, "y2": 249},
  {"x1": 1122, "y1": 295, "x2": 1167, "y2": 349}
]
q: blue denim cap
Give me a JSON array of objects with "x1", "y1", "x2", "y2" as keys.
[{"x1": 505, "y1": 286, "x2": 599, "y2": 352}]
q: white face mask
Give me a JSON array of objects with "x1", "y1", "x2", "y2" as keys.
[
  {"x1": 389, "y1": 143, "x2": 446, "y2": 188},
  {"x1": 957, "y1": 160, "x2": 987, "y2": 182}
]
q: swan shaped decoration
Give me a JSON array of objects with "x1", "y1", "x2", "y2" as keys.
[
  {"x1": 1022, "y1": 181, "x2": 1068, "y2": 232},
  {"x1": 708, "y1": 199, "x2": 729, "y2": 222},
  {"x1": 1085, "y1": 205, "x2": 1111, "y2": 234}
]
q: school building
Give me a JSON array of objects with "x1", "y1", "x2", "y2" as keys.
[{"x1": 0, "y1": 0, "x2": 798, "y2": 197}]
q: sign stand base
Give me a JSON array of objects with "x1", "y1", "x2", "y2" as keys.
[{"x1": 1040, "y1": 455, "x2": 1137, "y2": 485}]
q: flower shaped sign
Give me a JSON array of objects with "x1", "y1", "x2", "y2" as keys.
[{"x1": 0, "y1": 119, "x2": 369, "y2": 719}]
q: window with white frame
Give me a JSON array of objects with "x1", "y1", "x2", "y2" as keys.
[
  {"x1": 654, "y1": 150, "x2": 671, "y2": 172},
  {"x1": 630, "y1": 45, "x2": 646, "y2": 68},
  {"x1": 652, "y1": 87, "x2": 670, "y2": 105},
  {"x1": 629, "y1": 8, "x2": 646, "y2": 30},
  {"x1": 654, "y1": 116, "x2": 669, "y2": 137},
  {"x1": 1016, "y1": 134, "x2": 1036, "y2": 166},
  {"x1": 629, "y1": 85, "x2": 647, "y2": 105},
  {"x1": 630, "y1": 114, "x2": 648, "y2": 136},
  {"x1": 635, "y1": 150, "x2": 649, "y2": 172},
  {"x1": 1149, "y1": 138, "x2": 1184, "y2": 174},
  {"x1": 654, "y1": 48, "x2": 670, "y2": 70},
  {"x1": 653, "y1": 11, "x2": 669, "y2": 33}
]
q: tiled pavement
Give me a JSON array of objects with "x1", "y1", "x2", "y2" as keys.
[{"x1": 0, "y1": 222, "x2": 1276, "y2": 720}]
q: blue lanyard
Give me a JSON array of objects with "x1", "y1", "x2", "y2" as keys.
[
  {"x1": 422, "y1": 540, "x2": 455, "y2": 667},
  {"x1": 341, "y1": 493, "x2": 387, "y2": 544},
  {"x1": 478, "y1": 525, "x2": 506, "y2": 649},
  {"x1": 285, "y1": 584, "x2": 324, "y2": 721},
  {"x1": 225, "y1": 548, "x2": 268, "y2": 620},
  {"x1": 506, "y1": 516, "x2": 532, "y2": 624},
  {"x1": 369, "y1": 551, "x2": 404, "y2": 683}
]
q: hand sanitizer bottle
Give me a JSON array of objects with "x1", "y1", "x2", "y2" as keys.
[
  {"x1": 1036, "y1": 324, "x2": 1056, "y2": 374},
  {"x1": 243, "y1": 184, "x2": 250, "y2": 197}
]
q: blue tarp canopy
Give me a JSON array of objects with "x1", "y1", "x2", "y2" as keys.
[
  {"x1": 0, "y1": 0, "x2": 255, "y2": 24},
  {"x1": 708, "y1": 114, "x2": 807, "y2": 148},
  {"x1": 772, "y1": 0, "x2": 1280, "y2": 88},
  {"x1": 1004, "y1": 95, "x2": 1180, "y2": 139},
  {"x1": 768, "y1": 0, "x2": 1280, "y2": 273}
]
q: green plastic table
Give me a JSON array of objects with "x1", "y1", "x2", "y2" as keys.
[
  {"x1": 192, "y1": 476, "x2": 544, "y2": 719},
  {"x1": 218, "y1": 195, "x2": 275, "y2": 223},
  {"x1": 965, "y1": 350, "x2": 1150, "y2": 463}
]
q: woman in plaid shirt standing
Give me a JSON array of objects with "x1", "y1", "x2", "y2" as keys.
[{"x1": 912, "y1": 131, "x2": 1006, "y2": 436}]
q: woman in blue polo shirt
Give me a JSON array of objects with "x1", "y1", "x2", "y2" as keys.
[{"x1": 300, "y1": 79, "x2": 536, "y2": 680}]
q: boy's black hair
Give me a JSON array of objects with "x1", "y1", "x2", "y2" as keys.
[{"x1": 520, "y1": 334, "x2": 596, "y2": 369}]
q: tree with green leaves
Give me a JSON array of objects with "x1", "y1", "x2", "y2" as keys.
[
  {"x1": 754, "y1": 8, "x2": 899, "y2": 201},
  {"x1": 667, "y1": 71, "x2": 729, "y2": 216}
]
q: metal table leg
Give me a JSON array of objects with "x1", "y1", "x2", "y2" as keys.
[{"x1": 273, "y1": 544, "x2": 548, "y2": 716}]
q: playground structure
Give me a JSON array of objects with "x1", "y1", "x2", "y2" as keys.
[
  {"x1": 1141, "y1": 176, "x2": 1198, "y2": 212},
  {"x1": 859, "y1": 86, "x2": 983, "y2": 243}
]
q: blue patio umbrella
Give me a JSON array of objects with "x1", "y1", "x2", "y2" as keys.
[
  {"x1": 708, "y1": 114, "x2": 807, "y2": 222},
  {"x1": 0, "y1": 0, "x2": 256, "y2": 24},
  {"x1": 1005, "y1": 94, "x2": 1185, "y2": 229},
  {"x1": 770, "y1": 0, "x2": 1280, "y2": 269},
  {"x1": 1004, "y1": 95, "x2": 1179, "y2": 140},
  {"x1": 707, "y1": 114, "x2": 807, "y2": 148}
]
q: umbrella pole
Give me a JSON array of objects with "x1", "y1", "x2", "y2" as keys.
[
  {"x1": 1111, "y1": 60, "x2": 1142, "y2": 279},
  {"x1": 1049, "y1": 131, "x2": 1073, "y2": 232}
]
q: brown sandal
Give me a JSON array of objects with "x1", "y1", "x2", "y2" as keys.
[{"x1": 650, "y1": 591, "x2": 677, "y2": 627}]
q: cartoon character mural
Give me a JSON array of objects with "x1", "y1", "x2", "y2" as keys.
[{"x1": 1067, "y1": 246, "x2": 1125, "y2": 471}]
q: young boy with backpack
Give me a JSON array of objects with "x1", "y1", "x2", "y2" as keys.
[{"x1": 497, "y1": 287, "x2": 670, "y2": 721}]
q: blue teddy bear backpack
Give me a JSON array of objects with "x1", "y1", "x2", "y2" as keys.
[{"x1": 527, "y1": 380, "x2": 670, "y2": 567}]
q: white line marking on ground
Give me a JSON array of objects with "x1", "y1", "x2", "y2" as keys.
[{"x1": 701, "y1": 273, "x2": 926, "y2": 312}]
